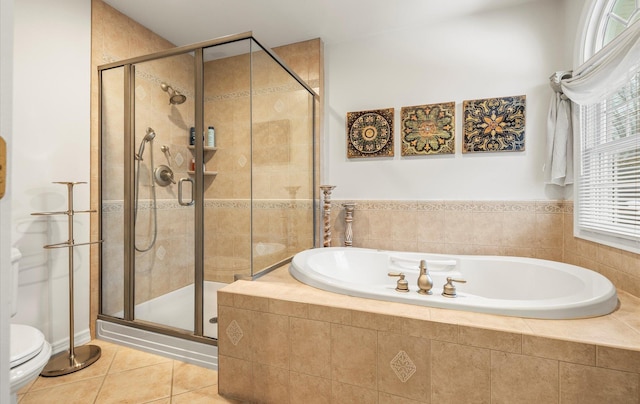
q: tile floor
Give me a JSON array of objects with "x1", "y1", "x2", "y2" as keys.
[{"x1": 17, "y1": 339, "x2": 240, "y2": 403}]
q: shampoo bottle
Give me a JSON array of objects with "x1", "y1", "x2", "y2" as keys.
[
  {"x1": 189, "y1": 127, "x2": 195, "y2": 146},
  {"x1": 207, "y1": 126, "x2": 215, "y2": 147}
]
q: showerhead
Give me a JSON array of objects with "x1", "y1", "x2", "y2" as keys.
[
  {"x1": 160, "y1": 82, "x2": 186, "y2": 105},
  {"x1": 170, "y1": 92, "x2": 186, "y2": 105}
]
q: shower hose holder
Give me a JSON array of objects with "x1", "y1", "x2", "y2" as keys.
[{"x1": 31, "y1": 181, "x2": 103, "y2": 377}]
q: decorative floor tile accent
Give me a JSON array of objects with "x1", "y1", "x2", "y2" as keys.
[
  {"x1": 346, "y1": 108, "x2": 394, "y2": 158},
  {"x1": 226, "y1": 320, "x2": 244, "y2": 346},
  {"x1": 463, "y1": 95, "x2": 526, "y2": 153},
  {"x1": 390, "y1": 350, "x2": 416, "y2": 383},
  {"x1": 401, "y1": 102, "x2": 455, "y2": 155}
]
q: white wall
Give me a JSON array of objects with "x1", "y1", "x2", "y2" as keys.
[
  {"x1": 1, "y1": 0, "x2": 15, "y2": 399},
  {"x1": 324, "y1": 0, "x2": 577, "y2": 201},
  {"x1": 12, "y1": 0, "x2": 91, "y2": 352}
]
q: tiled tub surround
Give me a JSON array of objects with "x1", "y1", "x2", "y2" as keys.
[
  {"x1": 218, "y1": 266, "x2": 640, "y2": 403},
  {"x1": 327, "y1": 200, "x2": 640, "y2": 297}
]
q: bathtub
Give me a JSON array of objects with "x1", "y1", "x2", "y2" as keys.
[{"x1": 290, "y1": 247, "x2": 619, "y2": 319}]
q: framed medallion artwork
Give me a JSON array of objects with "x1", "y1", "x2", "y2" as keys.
[
  {"x1": 346, "y1": 108, "x2": 394, "y2": 158},
  {"x1": 463, "y1": 95, "x2": 526, "y2": 153},
  {"x1": 400, "y1": 102, "x2": 455, "y2": 156}
]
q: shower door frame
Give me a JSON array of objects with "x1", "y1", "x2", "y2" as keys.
[{"x1": 97, "y1": 32, "x2": 319, "y2": 345}]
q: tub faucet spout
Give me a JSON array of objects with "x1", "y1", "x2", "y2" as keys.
[{"x1": 417, "y1": 260, "x2": 433, "y2": 295}]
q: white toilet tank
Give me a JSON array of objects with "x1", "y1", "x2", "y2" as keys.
[{"x1": 11, "y1": 247, "x2": 22, "y2": 317}]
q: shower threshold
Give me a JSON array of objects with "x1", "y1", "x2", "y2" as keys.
[{"x1": 97, "y1": 281, "x2": 226, "y2": 369}]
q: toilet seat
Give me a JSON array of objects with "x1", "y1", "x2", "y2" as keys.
[
  {"x1": 10, "y1": 324, "x2": 45, "y2": 368},
  {"x1": 9, "y1": 324, "x2": 52, "y2": 395}
]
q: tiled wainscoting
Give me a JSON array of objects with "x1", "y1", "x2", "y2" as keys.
[{"x1": 217, "y1": 267, "x2": 640, "y2": 403}]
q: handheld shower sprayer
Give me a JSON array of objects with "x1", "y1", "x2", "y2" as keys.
[{"x1": 135, "y1": 127, "x2": 156, "y2": 161}]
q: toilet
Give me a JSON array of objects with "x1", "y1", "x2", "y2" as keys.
[{"x1": 9, "y1": 248, "x2": 51, "y2": 403}]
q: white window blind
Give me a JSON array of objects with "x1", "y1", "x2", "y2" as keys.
[{"x1": 577, "y1": 69, "x2": 640, "y2": 252}]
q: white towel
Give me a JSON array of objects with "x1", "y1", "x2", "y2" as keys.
[{"x1": 544, "y1": 72, "x2": 574, "y2": 186}]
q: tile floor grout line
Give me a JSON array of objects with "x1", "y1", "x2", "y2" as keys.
[
  {"x1": 92, "y1": 343, "x2": 118, "y2": 403},
  {"x1": 92, "y1": 371, "x2": 108, "y2": 403},
  {"x1": 170, "y1": 359, "x2": 176, "y2": 403}
]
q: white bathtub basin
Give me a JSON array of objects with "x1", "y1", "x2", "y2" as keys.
[{"x1": 290, "y1": 247, "x2": 619, "y2": 319}]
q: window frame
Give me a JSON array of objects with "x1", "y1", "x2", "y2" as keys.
[{"x1": 574, "y1": 0, "x2": 640, "y2": 254}]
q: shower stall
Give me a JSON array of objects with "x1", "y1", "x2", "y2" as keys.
[{"x1": 97, "y1": 33, "x2": 318, "y2": 368}]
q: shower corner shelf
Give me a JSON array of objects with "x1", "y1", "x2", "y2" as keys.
[
  {"x1": 187, "y1": 170, "x2": 218, "y2": 176},
  {"x1": 187, "y1": 145, "x2": 218, "y2": 152},
  {"x1": 31, "y1": 181, "x2": 103, "y2": 377}
]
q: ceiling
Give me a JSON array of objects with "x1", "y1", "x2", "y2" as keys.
[{"x1": 102, "y1": 0, "x2": 542, "y2": 49}]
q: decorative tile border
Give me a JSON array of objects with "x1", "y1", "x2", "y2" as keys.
[
  {"x1": 102, "y1": 198, "x2": 313, "y2": 213},
  {"x1": 330, "y1": 200, "x2": 571, "y2": 213}
]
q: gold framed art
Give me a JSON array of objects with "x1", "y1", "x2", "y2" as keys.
[
  {"x1": 400, "y1": 102, "x2": 455, "y2": 156},
  {"x1": 346, "y1": 108, "x2": 394, "y2": 158},
  {"x1": 463, "y1": 95, "x2": 526, "y2": 153}
]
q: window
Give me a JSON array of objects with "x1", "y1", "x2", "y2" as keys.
[{"x1": 576, "y1": 0, "x2": 640, "y2": 253}]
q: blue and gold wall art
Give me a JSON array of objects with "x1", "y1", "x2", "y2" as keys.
[
  {"x1": 463, "y1": 95, "x2": 526, "y2": 153},
  {"x1": 346, "y1": 108, "x2": 394, "y2": 158},
  {"x1": 401, "y1": 102, "x2": 455, "y2": 156}
]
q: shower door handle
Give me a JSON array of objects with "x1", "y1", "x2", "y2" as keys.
[{"x1": 178, "y1": 177, "x2": 194, "y2": 206}]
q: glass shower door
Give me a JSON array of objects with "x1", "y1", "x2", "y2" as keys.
[
  {"x1": 99, "y1": 33, "x2": 318, "y2": 347},
  {"x1": 201, "y1": 40, "x2": 253, "y2": 339},
  {"x1": 131, "y1": 52, "x2": 197, "y2": 333}
]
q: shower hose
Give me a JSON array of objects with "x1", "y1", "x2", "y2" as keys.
[{"x1": 134, "y1": 140, "x2": 158, "y2": 252}]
